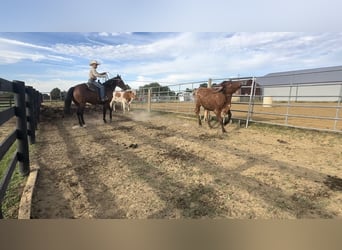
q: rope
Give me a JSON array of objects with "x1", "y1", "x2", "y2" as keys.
[
  {"x1": 104, "y1": 72, "x2": 109, "y2": 81},
  {"x1": 106, "y1": 72, "x2": 114, "y2": 79}
]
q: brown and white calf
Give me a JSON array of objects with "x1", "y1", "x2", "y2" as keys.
[{"x1": 110, "y1": 90, "x2": 136, "y2": 113}]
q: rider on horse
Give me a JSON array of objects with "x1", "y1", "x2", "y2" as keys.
[{"x1": 88, "y1": 60, "x2": 108, "y2": 101}]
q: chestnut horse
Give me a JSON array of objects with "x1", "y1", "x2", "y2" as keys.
[
  {"x1": 64, "y1": 75, "x2": 127, "y2": 127},
  {"x1": 194, "y1": 80, "x2": 242, "y2": 133},
  {"x1": 203, "y1": 95, "x2": 233, "y2": 125}
]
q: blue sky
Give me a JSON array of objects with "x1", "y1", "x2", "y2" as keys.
[
  {"x1": 1, "y1": 1, "x2": 342, "y2": 92},
  {"x1": 1, "y1": 32, "x2": 342, "y2": 92},
  {"x1": 2, "y1": 0, "x2": 342, "y2": 32}
]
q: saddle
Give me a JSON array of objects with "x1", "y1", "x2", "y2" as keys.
[
  {"x1": 86, "y1": 81, "x2": 108, "y2": 101},
  {"x1": 213, "y1": 86, "x2": 223, "y2": 92},
  {"x1": 86, "y1": 81, "x2": 99, "y2": 92}
]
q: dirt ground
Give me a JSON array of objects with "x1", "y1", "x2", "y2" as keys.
[{"x1": 30, "y1": 103, "x2": 342, "y2": 218}]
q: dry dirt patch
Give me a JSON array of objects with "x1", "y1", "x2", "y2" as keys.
[{"x1": 30, "y1": 104, "x2": 342, "y2": 218}]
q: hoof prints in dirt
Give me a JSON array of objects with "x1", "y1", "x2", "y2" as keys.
[
  {"x1": 198, "y1": 133, "x2": 224, "y2": 140},
  {"x1": 154, "y1": 131, "x2": 172, "y2": 139},
  {"x1": 146, "y1": 124, "x2": 172, "y2": 138},
  {"x1": 161, "y1": 148, "x2": 190, "y2": 161},
  {"x1": 128, "y1": 143, "x2": 138, "y2": 149},
  {"x1": 324, "y1": 175, "x2": 342, "y2": 191},
  {"x1": 33, "y1": 106, "x2": 342, "y2": 218},
  {"x1": 147, "y1": 125, "x2": 167, "y2": 131},
  {"x1": 113, "y1": 126, "x2": 133, "y2": 132},
  {"x1": 171, "y1": 184, "x2": 228, "y2": 218}
]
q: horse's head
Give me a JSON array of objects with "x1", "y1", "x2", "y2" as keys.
[
  {"x1": 221, "y1": 80, "x2": 242, "y2": 94},
  {"x1": 105, "y1": 74, "x2": 128, "y2": 91}
]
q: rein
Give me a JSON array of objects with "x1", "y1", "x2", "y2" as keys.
[
  {"x1": 104, "y1": 76, "x2": 121, "y2": 90},
  {"x1": 106, "y1": 72, "x2": 115, "y2": 79}
]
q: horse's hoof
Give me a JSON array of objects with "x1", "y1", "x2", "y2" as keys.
[
  {"x1": 72, "y1": 125, "x2": 81, "y2": 129},
  {"x1": 83, "y1": 124, "x2": 87, "y2": 128}
]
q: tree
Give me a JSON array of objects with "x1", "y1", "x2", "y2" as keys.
[
  {"x1": 50, "y1": 88, "x2": 61, "y2": 100},
  {"x1": 138, "y1": 82, "x2": 176, "y2": 96},
  {"x1": 42, "y1": 93, "x2": 50, "y2": 100},
  {"x1": 139, "y1": 82, "x2": 161, "y2": 94},
  {"x1": 60, "y1": 91, "x2": 67, "y2": 100}
]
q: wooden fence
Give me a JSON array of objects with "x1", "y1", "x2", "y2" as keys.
[
  {"x1": 0, "y1": 96, "x2": 14, "y2": 110},
  {"x1": 0, "y1": 78, "x2": 42, "y2": 219}
]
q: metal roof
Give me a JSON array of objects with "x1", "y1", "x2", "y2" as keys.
[{"x1": 256, "y1": 65, "x2": 342, "y2": 86}]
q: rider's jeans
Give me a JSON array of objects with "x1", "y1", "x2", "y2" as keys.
[{"x1": 88, "y1": 79, "x2": 105, "y2": 100}]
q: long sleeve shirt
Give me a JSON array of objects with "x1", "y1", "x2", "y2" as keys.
[{"x1": 89, "y1": 67, "x2": 106, "y2": 81}]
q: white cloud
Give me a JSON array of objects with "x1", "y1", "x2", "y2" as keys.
[
  {"x1": 1, "y1": 32, "x2": 342, "y2": 92},
  {"x1": 52, "y1": 33, "x2": 196, "y2": 61},
  {"x1": 0, "y1": 37, "x2": 53, "y2": 51},
  {"x1": 0, "y1": 37, "x2": 72, "y2": 64},
  {"x1": 128, "y1": 75, "x2": 155, "y2": 89},
  {"x1": 26, "y1": 78, "x2": 79, "y2": 93},
  {"x1": 98, "y1": 32, "x2": 109, "y2": 37}
]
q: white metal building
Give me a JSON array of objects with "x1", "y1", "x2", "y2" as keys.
[{"x1": 256, "y1": 65, "x2": 342, "y2": 102}]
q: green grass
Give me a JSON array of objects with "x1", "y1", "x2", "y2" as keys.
[{"x1": 0, "y1": 143, "x2": 27, "y2": 219}]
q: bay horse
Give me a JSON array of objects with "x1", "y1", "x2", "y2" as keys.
[
  {"x1": 194, "y1": 80, "x2": 242, "y2": 133},
  {"x1": 64, "y1": 75, "x2": 127, "y2": 127}
]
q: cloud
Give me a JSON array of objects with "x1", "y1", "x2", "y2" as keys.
[
  {"x1": 0, "y1": 37, "x2": 53, "y2": 51},
  {"x1": 23, "y1": 77, "x2": 80, "y2": 93},
  {"x1": 0, "y1": 37, "x2": 73, "y2": 64},
  {"x1": 1, "y1": 32, "x2": 342, "y2": 92},
  {"x1": 51, "y1": 33, "x2": 195, "y2": 62}
]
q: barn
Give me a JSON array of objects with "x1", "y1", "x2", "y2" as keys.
[
  {"x1": 256, "y1": 65, "x2": 342, "y2": 102},
  {"x1": 241, "y1": 79, "x2": 262, "y2": 96}
]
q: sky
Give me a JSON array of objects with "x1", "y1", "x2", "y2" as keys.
[
  {"x1": 1, "y1": 1, "x2": 342, "y2": 93},
  {"x1": 1, "y1": 32, "x2": 342, "y2": 93}
]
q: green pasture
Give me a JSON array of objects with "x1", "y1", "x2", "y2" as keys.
[{"x1": 0, "y1": 144, "x2": 27, "y2": 219}]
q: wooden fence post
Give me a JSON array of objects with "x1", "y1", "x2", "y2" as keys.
[
  {"x1": 25, "y1": 86, "x2": 36, "y2": 144},
  {"x1": 13, "y1": 80, "x2": 30, "y2": 176},
  {"x1": 208, "y1": 78, "x2": 212, "y2": 88}
]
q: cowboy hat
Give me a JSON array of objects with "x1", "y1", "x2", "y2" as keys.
[{"x1": 89, "y1": 60, "x2": 101, "y2": 66}]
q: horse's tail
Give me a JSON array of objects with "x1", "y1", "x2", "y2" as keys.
[{"x1": 64, "y1": 87, "x2": 75, "y2": 115}]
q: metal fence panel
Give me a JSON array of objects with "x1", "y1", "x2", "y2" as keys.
[{"x1": 132, "y1": 76, "x2": 342, "y2": 133}]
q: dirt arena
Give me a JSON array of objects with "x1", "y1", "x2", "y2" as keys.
[{"x1": 30, "y1": 103, "x2": 342, "y2": 218}]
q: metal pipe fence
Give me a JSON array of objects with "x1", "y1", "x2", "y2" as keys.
[{"x1": 132, "y1": 76, "x2": 342, "y2": 133}]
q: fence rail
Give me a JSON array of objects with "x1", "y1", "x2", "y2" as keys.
[
  {"x1": 0, "y1": 96, "x2": 14, "y2": 110},
  {"x1": 132, "y1": 76, "x2": 342, "y2": 133},
  {"x1": 0, "y1": 78, "x2": 42, "y2": 218}
]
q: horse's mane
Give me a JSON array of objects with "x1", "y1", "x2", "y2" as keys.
[
  {"x1": 102, "y1": 75, "x2": 118, "y2": 87},
  {"x1": 103, "y1": 75, "x2": 128, "y2": 91},
  {"x1": 212, "y1": 80, "x2": 230, "y2": 93}
]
